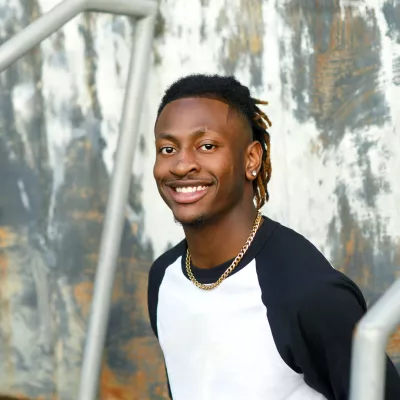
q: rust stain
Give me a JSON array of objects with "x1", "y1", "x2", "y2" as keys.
[
  {"x1": 329, "y1": 187, "x2": 400, "y2": 367},
  {"x1": 342, "y1": 229, "x2": 370, "y2": 279},
  {"x1": 100, "y1": 337, "x2": 168, "y2": 400},
  {"x1": 131, "y1": 262, "x2": 152, "y2": 324},
  {"x1": 69, "y1": 211, "x2": 104, "y2": 222},
  {"x1": 345, "y1": 230, "x2": 356, "y2": 259},
  {"x1": 130, "y1": 222, "x2": 139, "y2": 237},
  {"x1": 338, "y1": 226, "x2": 372, "y2": 289},
  {"x1": 67, "y1": 187, "x2": 95, "y2": 199},
  {"x1": 73, "y1": 281, "x2": 93, "y2": 318},
  {"x1": 284, "y1": 1, "x2": 386, "y2": 146},
  {"x1": 387, "y1": 243, "x2": 400, "y2": 361},
  {"x1": 312, "y1": 9, "x2": 379, "y2": 120},
  {"x1": 0, "y1": 227, "x2": 18, "y2": 248},
  {"x1": 388, "y1": 326, "x2": 400, "y2": 359}
]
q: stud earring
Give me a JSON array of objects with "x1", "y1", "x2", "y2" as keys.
[{"x1": 252, "y1": 171, "x2": 257, "y2": 177}]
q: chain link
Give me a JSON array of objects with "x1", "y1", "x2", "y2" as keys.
[{"x1": 186, "y1": 212, "x2": 263, "y2": 290}]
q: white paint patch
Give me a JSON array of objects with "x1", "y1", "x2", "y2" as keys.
[
  {"x1": 0, "y1": 0, "x2": 23, "y2": 36},
  {"x1": 17, "y1": 179, "x2": 31, "y2": 210},
  {"x1": 39, "y1": 6, "x2": 82, "y2": 233},
  {"x1": 11, "y1": 82, "x2": 36, "y2": 168},
  {"x1": 93, "y1": 15, "x2": 133, "y2": 173}
]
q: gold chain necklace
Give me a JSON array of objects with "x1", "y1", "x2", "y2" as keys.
[{"x1": 185, "y1": 212, "x2": 263, "y2": 290}]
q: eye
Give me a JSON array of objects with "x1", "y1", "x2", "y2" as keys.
[
  {"x1": 160, "y1": 146, "x2": 176, "y2": 155},
  {"x1": 199, "y1": 144, "x2": 216, "y2": 151}
]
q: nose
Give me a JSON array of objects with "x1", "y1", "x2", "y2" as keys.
[{"x1": 169, "y1": 148, "x2": 200, "y2": 177}]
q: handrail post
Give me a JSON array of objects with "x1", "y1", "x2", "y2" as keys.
[{"x1": 77, "y1": 9, "x2": 156, "y2": 400}]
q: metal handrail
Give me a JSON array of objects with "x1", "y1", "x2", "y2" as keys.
[
  {"x1": 0, "y1": 1, "x2": 157, "y2": 399},
  {"x1": 350, "y1": 279, "x2": 400, "y2": 400}
]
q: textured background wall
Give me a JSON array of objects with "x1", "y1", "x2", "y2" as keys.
[{"x1": 0, "y1": 0, "x2": 399, "y2": 399}]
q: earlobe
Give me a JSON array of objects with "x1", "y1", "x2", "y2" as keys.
[
  {"x1": 246, "y1": 141, "x2": 263, "y2": 180},
  {"x1": 245, "y1": 168, "x2": 258, "y2": 181}
]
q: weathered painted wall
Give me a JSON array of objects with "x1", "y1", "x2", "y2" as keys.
[{"x1": 0, "y1": 0, "x2": 399, "y2": 398}]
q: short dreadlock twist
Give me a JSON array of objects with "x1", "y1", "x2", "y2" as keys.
[{"x1": 251, "y1": 98, "x2": 272, "y2": 209}]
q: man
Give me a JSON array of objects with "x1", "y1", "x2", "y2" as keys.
[{"x1": 147, "y1": 74, "x2": 400, "y2": 400}]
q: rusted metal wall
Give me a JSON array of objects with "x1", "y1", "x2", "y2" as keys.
[{"x1": 0, "y1": 0, "x2": 399, "y2": 399}]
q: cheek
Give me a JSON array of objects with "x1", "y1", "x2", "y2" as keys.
[
  {"x1": 152, "y1": 163, "x2": 159, "y2": 180},
  {"x1": 216, "y1": 156, "x2": 243, "y2": 187},
  {"x1": 225, "y1": 151, "x2": 245, "y2": 176},
  {"x1": 153, "y1": 158, "x2": 165, "y2": 180}
]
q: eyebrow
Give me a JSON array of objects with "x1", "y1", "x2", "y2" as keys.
[{"x1": 156, "y1": 127, "x2": 210, "y2": 141}]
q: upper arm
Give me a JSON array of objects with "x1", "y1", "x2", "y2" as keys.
[
  {"x1": 293, "y1": 280, "x2": 400, "y2": 400},
  {"x1": 147, "y1": 244, "x2": 184, "y2": 337},
  {"x1": 147, "y1": 260, "x2": 165, "y2": 338},
  {"x1": 256, "y1": 224, "x2": 400, "y2": 399}
]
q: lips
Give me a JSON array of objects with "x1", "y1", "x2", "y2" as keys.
[{"x1": 165, "y1": 181, "x2": 212, "y2": 204}]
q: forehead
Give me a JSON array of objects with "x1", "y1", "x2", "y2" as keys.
[{"x1": 155, "y1": 97, "x2": 248, "y2": 138}]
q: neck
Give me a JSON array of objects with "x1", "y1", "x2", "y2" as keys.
[{"x1": 183, "y1": 204, "x2": 259, "y2": 269}]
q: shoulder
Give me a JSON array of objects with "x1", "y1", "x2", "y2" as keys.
[
  {"x1": 149, "y1": 239, "x2": 186, "y2": 280},
  {"x1": 257, "y1": 220, "x2": 334, "y2": 288},
  {"x1": 259, "y1": 219, "x2": 340, "y2": 281},
  {"x1": 147, "y1": 240, "x2": 186, "y2": 337},
  {"x1": 256, "y1": 219, "x2": 366, "y2": 312},
  {"x1": 148, "y1": 239, "x2": 186, "y2": 290},
  {"x1": 265, "y1": 221, "x2": 332, "y2": 271}
]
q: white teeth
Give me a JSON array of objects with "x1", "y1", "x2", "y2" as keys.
[{"x1": 175, "y1": 186, "x2": 207, "y2": 193}]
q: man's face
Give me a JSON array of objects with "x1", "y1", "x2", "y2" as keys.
[{"x1": 153, "y1": 97, "x2": 257, "y2": 226}]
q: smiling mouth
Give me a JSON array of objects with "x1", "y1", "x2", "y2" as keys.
[{"x1": 166, "y1": 183, "x2": 211, "y2": 204}]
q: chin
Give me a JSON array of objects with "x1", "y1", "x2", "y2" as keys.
[{"x1": 173, "y1": 209, "x2": 207, "y2": 228}]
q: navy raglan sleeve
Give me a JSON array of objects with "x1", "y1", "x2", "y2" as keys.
[
  {"x1": 147, "y1": 261, "x2": 174, "y2": 399},
  {"x1": 292, "y1": 279, "x2": 400, "y2": 400},
  {"x1": 148, "y1": 242, "x2": 187, "y2": 400},
  {"x1": 147, "y1": 262, "x2": 161, "y2": 338}
]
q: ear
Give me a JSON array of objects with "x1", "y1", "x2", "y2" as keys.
[{"x1": 245, "y1": 141, "x2": 263, "y2": 181}]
